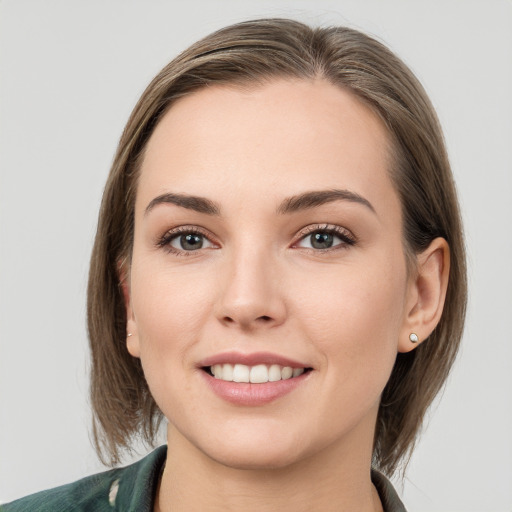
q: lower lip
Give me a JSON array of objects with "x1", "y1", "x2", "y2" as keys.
[{"x1": 201, "y1": 370, "x2": 311, "y2": 406}]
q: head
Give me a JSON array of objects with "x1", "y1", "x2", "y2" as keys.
[{"x1": 87, "y1": 18, "x2": 466, "y2": 476}]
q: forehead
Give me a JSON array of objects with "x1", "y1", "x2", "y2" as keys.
[{"x1": 137, "y1": 78, "x2": 398, "y2": 217}]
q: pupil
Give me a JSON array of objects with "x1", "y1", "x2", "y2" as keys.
[
  {"x1": 181, "y1": 233, "x2": 203, "y2": 250},
  {"x1": 311, "y1": 232, "x2": 333, "y2": 249}
]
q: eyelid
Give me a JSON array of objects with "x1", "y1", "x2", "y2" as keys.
[
  {"x1": 293, "y1": 224, "x2": 356, "y2": 249},
  {"x1": 156, "y1": 225, "x2": 219, "y2": 255},
  {"x1": 155, "y1": 223, "x2": 356, "y2": 255}
]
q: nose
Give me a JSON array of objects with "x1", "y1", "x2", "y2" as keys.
[{"x1": 214, "y1": 245, "x2": 287, "y2": 330}]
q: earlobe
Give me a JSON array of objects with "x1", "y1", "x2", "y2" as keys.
[
  {"x1": 126, "y1": 326, "x2": 140, "y2": 358},
  {"x1": 118, "y1": 260, "x2": 141, "y2": 359},
  {"x1": 398, "y1": 237, "x2": 450, "y2": 353}
]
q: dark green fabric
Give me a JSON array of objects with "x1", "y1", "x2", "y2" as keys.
[
  {"x1": 2, "y1": 445, "x2": 406, "y2": 511},
  {"x1": 371, "y1": 470, "x2": 407, "y2": 512},
  {"x1": 1, "y1": 446, "x2": 166, "y2": 512}
]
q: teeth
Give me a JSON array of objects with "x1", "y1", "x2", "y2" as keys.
[
  {"x1": 281, "y1": 366, "x2": 293, "y2": 379},
  {"x1": 250, "y1": 364, "x2": 268, "y2": 383},
  {"x1": 292, "y1": 368, "x2": 304, "y2": 377},
  {"x1": 268, "y1": 364, "x2": 282, "y2": 382},
  {"x1": 233, "y1": 364, "x2": 250, "y2": 383},
  {"x1": 210, "y1": 363, "x2": 306, "y2": 383}
]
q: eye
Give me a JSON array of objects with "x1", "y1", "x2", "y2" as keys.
[
  {"x1": 304, "y1": 231, "x2": 339, "y2": 250},
  {"x1": 296, "y1": 225, "x2": 355, "y2": 250},
  {"x1": 170, "y1": 232, "x2": 213, "y2": 251},
  {"x1": 158, "y1": 227, "x2": 216, "y2": 254}
]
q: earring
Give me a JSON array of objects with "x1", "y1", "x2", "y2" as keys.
[
  {"x1": 127, "y1": 333, "x2": 133, "y2": 337},
  {"x1": 409, "y1": 333, "x2": 419, "y2": 343}
]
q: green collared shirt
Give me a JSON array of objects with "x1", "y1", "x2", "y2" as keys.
[{"x1": 2, "y1": 446, "x2": 406, "y2": 511}]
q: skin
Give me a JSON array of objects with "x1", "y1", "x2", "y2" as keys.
[{"x1": 123, "y1": 79, "x2": 449, "y2": 512}]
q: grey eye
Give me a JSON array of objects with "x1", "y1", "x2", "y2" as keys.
[
  {"x1": 298, "y1": 231, "x2": 344, "y2": 250},
  {"x1": 170, "y1": 233, "x2": 213, "y2": 251},
  {"x1": 310, "y1": 232, "x2": 335, "y2": 249}
]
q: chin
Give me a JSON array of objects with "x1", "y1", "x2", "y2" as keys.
[
  {"x1": 206, "y1": 443, "x2": 304, "y2": 471},
  {"x1": 193, "y1": 423, "x2": 316, "y2": 471}
]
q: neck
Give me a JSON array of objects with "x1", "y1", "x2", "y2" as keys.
[{"x1": 155, "y1": 423, "x2": 383, "y2": 512}]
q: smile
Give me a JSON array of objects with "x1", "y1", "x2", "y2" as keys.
[
  {"x1": 199, "y1": 352, "x2": 313, "y2": 405},
  {"x1": 209, "y1": 363, "x2": 306, "y2": 383}
]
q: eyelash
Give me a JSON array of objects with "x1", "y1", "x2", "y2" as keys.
[
  {"x1": 156, "y1": 226, "x2": 214, "y2": 256},
  {"x1": 294, "y1": 224, "x2": 356, "y2": 250},
  {"x1": 156, "y1": 223, "x2": 356, "y2": 256}
]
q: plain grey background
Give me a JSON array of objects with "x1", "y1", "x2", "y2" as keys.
[{"x1": 1, "y1": 1, "x2": 511, "y2": 510}]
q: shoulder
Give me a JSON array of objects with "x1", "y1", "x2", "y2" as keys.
[
  {"x1": 1, "y1": 445, "x2": 167, "y2": 512},
  {"x1": 1, "y1": 469, "x2": 121, "y2": 512},
  {"x1": 371, "y1": 469, "x2": 407, "y2": 512}
]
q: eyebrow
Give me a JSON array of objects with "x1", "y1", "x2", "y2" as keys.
[
  {"x1": 145, "y1": 192, "x2": 221, "y2": 216},
  {"x1": 144, "y1": 188, "x2": 375, "y2": 217},
  {"x1": 277, "y1": 189, "x2": 376, "y2": 215}
]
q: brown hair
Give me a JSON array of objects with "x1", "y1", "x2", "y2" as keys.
[{"x1": 87, "y1": 18, "x2": 467, "y2": 475}]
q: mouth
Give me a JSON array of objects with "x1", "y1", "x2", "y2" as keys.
[
  {"x1": 198, "y1": 352, "x2": 314, "y2": 405},
  {"x1": 203, "y1": 363, "x2": 313, "y2": 383}
]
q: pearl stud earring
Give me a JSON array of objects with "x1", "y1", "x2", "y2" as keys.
[{"x1": 409, "y1": 333, "x2": 419, "y2": 343}]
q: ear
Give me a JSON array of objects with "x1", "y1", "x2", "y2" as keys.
[
  {"x1": 118, "y1": 259, "x2": 141, "y2": 358},
  {"x1": 398, "y1": 237, "x2": 450, "y2": 353}
]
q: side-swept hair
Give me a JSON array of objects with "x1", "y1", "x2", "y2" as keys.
[{"x1": 87, "y1": 18, "x2": 466, "y2": 475}]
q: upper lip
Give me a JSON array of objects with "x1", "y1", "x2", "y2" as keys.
[{"x1": 199, "y1": 351, "x2": 311, "y2": 369}]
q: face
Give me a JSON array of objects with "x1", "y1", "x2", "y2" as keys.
[{"x1": 125, "y1": 79, "x2": 415, "y2": 470}]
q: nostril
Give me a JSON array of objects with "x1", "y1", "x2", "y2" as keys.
[{"x1": 219, "y1": 312, "x2": 279, "y2": 327}]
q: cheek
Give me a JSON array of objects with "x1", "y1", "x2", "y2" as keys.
[
  {"x1": 128, "y1": 266, "x2": 208, "y2": 400},
  {"x1": 294, "y1": 256, "x2": 407, "y2": 381},
  {"x1": 128, "y1": 261, "x2": 214, "y2": 416},
  {"x1": 131, "y1": 260, "x2": 214, "y2": 341}
]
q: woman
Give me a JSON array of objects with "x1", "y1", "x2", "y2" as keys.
[{"x1": 3, "y1": 18, "x2": 466, "y2": 512}]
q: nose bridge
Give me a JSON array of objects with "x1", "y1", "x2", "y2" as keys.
[{"x1": 216, "y1": 235, "x2": 285, "y2": 328}]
